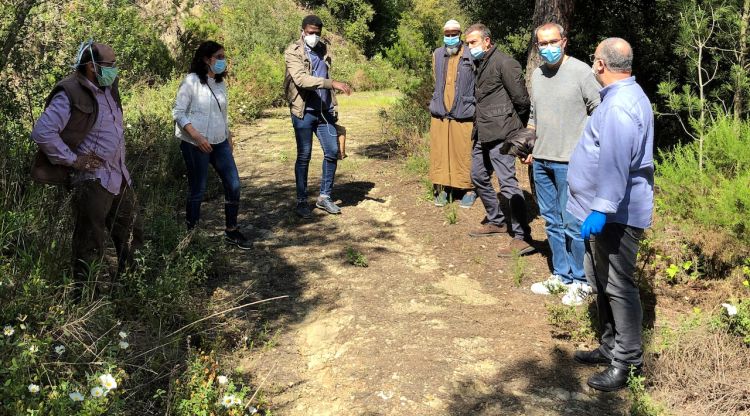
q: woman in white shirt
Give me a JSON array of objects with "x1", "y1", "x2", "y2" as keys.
[{"x1": 173, "y1": 41, "x2": 250, "y2": 249}]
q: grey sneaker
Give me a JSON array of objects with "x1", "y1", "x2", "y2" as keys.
[
  {"x1": 316, "y1": 196, "x2": 341, "y2": 214},
  {"x1": 458, "y1": 191, "x2": 477, "y2": 209},
  {"x1": 295, "y1": 202, "x2": 313, "y2": 219},
  {"x1": 434, "y1": 190, "x2": 448, "y2": 207}
]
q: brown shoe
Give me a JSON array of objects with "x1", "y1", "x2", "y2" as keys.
[
  {"x1": 497, "y1": 238, "x2": 535, "y2": 257},
  {"x1": 468, "y1": 223, "x2": 506, "y2": 237}
]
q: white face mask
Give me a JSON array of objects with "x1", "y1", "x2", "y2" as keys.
[{"x1": 304, "y1": 33, "x2": 320, "y2": 48}]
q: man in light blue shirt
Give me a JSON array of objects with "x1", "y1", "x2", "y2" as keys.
[{"x1": 566, "y1": 38, "x2": 654, "y2": 392}]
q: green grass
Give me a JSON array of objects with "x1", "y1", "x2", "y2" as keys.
[
  {"x1": 545, "y1": 303, "x2": 597, "y2": 342},
  {"x1": 337, "y1": 89, "x2": 402, "y2": 109},
  {"x1": 345, "y1": 247, "x2": 369, "y2": 267},
  {"x1": 511, "y1": 251, "x2": 527, "y2": 287},
  {"x1": 444, "y1": 202, "x2": 458, "y2": 225}
]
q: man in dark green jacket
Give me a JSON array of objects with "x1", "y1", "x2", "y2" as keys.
[{"x1": 465, "y1": 23, "x2": 533, "y2": 257}]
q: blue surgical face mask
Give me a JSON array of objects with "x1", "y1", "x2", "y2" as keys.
[
  {"x1": 211, "y1": 59, "x2": 226, "y2": 74},
  {"x1": 444, "y1": 35, "x2": 460, "y2": 47},
  {"x1": 539, "y1": 45, "x2": 563, "y2": 65},
  {"x1": 470, "y1": 46, "x2": 485, "y2": 60},
  {"x1": 95, "y1": 64, "x2": 118, "y2": 87}
]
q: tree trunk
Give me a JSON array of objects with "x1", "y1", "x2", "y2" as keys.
[
  {"x1": 525, "y1": 0, "x2": 575, "y2": 91},
  {"x1": 0, "y1": 0, "x2": 39, "y2": 73},
  {"x1": 734, "y1": 0, "x2": 750, "y2": 120}
]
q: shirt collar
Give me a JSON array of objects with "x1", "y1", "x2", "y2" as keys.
[
  {"x1": 600, "y1": 76, "x2": 635, "y2": 100},
  {"x1": 83, "y1": 77, "x2": 106, "y2": 94}
]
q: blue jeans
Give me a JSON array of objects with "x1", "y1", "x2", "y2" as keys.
[
  {"x1": 180, "y1": 140, "x2": 241, "y2": 229},
  {"x1": 291, "y1": 110, "x2": 339, "y2": 202},
  {"x1": 533, "y1": 159, "x2": 585, "y2": 284}
]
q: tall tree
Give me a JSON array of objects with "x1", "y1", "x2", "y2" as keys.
[
  {"x1": 525, "y1": 0, "x2": 575, "y2": 90},
  {"x1": 0, "y1": 0, "x2": 39, "y2": 73},
  {"x1": 734, "y1": 0, "x2": 750, "y2": 119}
]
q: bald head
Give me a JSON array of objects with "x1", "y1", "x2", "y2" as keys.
[{"x1": 596, "y1": 38, "x2": 632, "y2": 73}]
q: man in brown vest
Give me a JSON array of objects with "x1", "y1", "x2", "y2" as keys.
[
  {"x1": 428, "y1": 19, "x2": 477, "y2": 208},
  {"x1": 31, "y1": 41, "x2": 143, "y2": 299}
]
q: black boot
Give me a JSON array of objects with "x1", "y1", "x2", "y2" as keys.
[
  {"x1": 587, "y1": 365, "x2": 641, "y2": 392},
  {"x1": 574, "y1": 349, "x2": 611, "y2": 366}
]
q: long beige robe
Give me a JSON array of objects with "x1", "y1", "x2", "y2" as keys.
[{"x1": 429, "y1": 46, "x2": 474, "y2": 190}]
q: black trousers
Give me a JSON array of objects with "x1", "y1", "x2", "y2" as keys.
[{"x1": 585, "y1": 223, "x2": 645, "y2": 369}]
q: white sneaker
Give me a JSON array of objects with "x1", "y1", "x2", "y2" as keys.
[
  {"x1": 561, "y1": 282, "x2": 593, "y2": 306},
  {"x1": 530, "y1": 274, "x2": 569, "y2": 295}
]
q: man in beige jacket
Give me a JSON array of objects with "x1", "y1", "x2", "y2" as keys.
[{"x1": 284, "y1": 14, "x2": 351, "y2": 219}]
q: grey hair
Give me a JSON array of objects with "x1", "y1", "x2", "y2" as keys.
[
  {"x1": 599, "y1": 37, "x2": 633, "y2": 73},
  {"x1": 466, "y1": 23, "x2": 491, "y2": 40},
  {"x1": 534, "y1": 22, "x2": 566, "y2": 41}
]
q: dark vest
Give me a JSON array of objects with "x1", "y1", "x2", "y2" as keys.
[
  {"x1": 429, "y1": 45, "x2": 475, "y2": 121},
  {"x1": 30, "y1": 73, "x2": 121, "y2": 186}
]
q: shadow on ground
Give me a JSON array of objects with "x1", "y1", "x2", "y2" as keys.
[
  {"x1": 200, "y1": 173, "x2": 397, "y2": 347},
  {"x1": 446, "y1": 347, "x2": 628, "y2": 415}
]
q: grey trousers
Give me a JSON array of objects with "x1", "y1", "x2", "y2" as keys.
[
  {"x1": 470, "y1": 139, "x2": 529, "y2": 240},
  {"x1": 585, "y1": 223, "x2": 644, "y2": 369}
]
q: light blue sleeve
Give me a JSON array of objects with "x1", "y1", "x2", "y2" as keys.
[{"x1": 590, "y1": 105, "x2": 637, "y2": 214}]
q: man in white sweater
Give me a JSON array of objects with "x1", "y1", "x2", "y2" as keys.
[{"x1": 523, "y1": 23, "x2": 601, "y2": 305}]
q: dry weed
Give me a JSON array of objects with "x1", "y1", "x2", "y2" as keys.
[{"x1": 649, "y1": 328, "x2": 750, "y2": 415}]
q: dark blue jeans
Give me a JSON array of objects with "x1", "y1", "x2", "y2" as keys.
[
  {"x1": 291, "y1": 110, "x2": 339, "y2": 202},
  {"x1": 180, "y1": 140, "x2": 241, "y2": 229},
  {"x1": 533, "y1": 159, "x2": 585, "y2": 284}
]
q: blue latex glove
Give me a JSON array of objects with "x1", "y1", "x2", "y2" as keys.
[{"x1": 581, "y1": 210, "x2": 607, "y2": 240}]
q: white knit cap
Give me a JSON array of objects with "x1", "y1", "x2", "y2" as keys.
[{"x1": 443, "y1": 19, "x2": 461, "y2": 31}]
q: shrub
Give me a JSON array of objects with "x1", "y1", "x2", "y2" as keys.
[{"x1": 656, "y1": 115, "x2": 750, "y2": 245}]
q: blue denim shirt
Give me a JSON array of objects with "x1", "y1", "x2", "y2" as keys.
[{"x1": 566, "y1": 76, "x2": 654, "y2": 229}]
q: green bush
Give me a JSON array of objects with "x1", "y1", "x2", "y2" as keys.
[
  {"x1": 656, "y1": 115, "x2": 750, "y2": 244},
  {"x1": 63, "y1": 0, "x2": 175, "y2": 84},
  {"x1": 229, "y1": 49, "x2": 287, "y2": 122}
]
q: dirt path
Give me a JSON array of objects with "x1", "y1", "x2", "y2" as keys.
[{"x1": 209, "y1": 91, "x2": 630, "y2": 415}]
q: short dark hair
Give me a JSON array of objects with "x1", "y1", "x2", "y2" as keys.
[
  {"x1": 302, "y1": 15, "x2": 323, "y2": 29},
  {"x1": 189, "y1": 40, "x2": 226, "y2": 84},
  {"x1": 77, "y1": 43, "x2": 101, "y2": 74},
  {"x1": 466, "y1": 23, "x2": 491, "y2": 40}
]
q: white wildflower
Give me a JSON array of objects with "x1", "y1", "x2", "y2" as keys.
[
  {"x1": 69, "y1": 391, "x2": 85, "y2": 402},
  {"x1": 221, "y1": 394, "x2": 235, "y2": 408},
  {"x1": 28, "y1": 384, "x2": 40, "y2": 394},
  {"x1": 118, "y1": 341, "x2": 129, "y2": 350},
  {"x1": 217, "y1": 375, "x2": 228, "y2": 385},
  {"x1": 3, "y1": 325, "x2": 14, "y2": 336},
  {"x1": 722, "y1": 303, "x2": 738, "y2": 316},
  {"x1": 90, "y1": 386, "x2": 105, "y2": 398},
  {"x1": 55, "y1": 345, "x2": 66, "y2": 355},
  {"x1": 29, "y1": 345, "x2": 39, "y2": 353},
  {"x1": 99, "y1": 374, "x2": 117, "y2": 390},
  {"x1": 118, "y1": 331, "x2": 128, "y2": 339},
  {"x1": 232, "y1": 396, "x2": 242, "y2": 406},
  {"x1": 248, "y1": 406, "x2": 258, "y2": 414}
]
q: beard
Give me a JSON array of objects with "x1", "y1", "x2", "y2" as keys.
[{"x1": 446, "y1": 46, "x2": 459, "y2": 55}]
